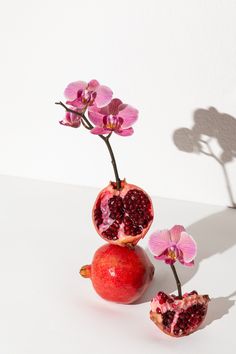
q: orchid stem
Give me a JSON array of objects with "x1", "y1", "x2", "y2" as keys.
[
  {"x1": 170, "y1": 264, "x2": 182, "y2": 298},
  {"x1": 55, "y1": 102, "x2": 122, "y2": 190},
  {"x1": 103, "y1": 136, "x2": 121, "y2": 190}
]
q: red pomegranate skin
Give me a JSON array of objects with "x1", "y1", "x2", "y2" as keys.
[
  {"x1": 80, "y1": 244, "x2": 155, "y2": 304},
  {"x1": 92, "y1": 180, "x2": 154, "y2": 247}
]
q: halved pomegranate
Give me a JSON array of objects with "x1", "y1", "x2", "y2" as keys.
[
  {"x1": 150, "y1": 291, "x2": 210, "y2": 337},
  {"x1": 92, "y1": 180, "x2": 154, "y2": 246}
]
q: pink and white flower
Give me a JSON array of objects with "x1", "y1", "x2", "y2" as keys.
[
  {"x1": 148, "y1": 225, "x2": 197, "y2": 266},
  {"x1": 88, "y1": 98, "x2": 138, "y2": 136},
  {"x1": 64, "y1": 80, "x2": 113, "y2": 111},
  {"x1": 59, "y1": 109, "x2": 81, "y2": 128}
]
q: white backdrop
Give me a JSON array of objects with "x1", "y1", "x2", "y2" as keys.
[{"x1": 0, "y1": 0, "x2": 236, "y2": 206}]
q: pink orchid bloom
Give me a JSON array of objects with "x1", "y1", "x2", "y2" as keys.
[
  {"x1": 59, "y1": 109, "x2": 81, "y2": 128},
  {"x1": 88, "y1": 98, "x2": 138, "y2": 136},
  {"x1": 64, "y1": 79, "x2": 113, "y2": 111},
  {"x1": 148, "y1": 225, "x2": 197, "y2": 266}
]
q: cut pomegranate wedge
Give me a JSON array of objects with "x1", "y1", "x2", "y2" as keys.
[{"x1": 150, "y1": 291, "x2": 210, "y2": 337}]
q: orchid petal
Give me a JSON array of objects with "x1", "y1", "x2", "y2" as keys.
[
  {"x1": 107, "y1": 98, "x2": 123, "y2": 115},
  {"x1": 59, "y1": 111, "x2": 81, "y2": 128},
  {"x1": 118, "y1": 104, "x2": 138, "y2": 128},
  {"x1": 64, "y1": 81, "x2": 87, "y2": 99},
  {"x1": 90, "y1": 127, "x2": 110, "y2": 135},
  {"x1": 88, "y1": 79, "x2": 100, "y2": 91},
  {"x1": 115, "y1": 127, "x2": 134, "y2": 136},
  {"x1": 154, "y1": 252, "x2": 175, "y2": 264},
  {"x1": 170, "y1": 225, "x2": 186, "y2": 243},
  {"x1": 148, "y1": 230, "x2": 171, "y2": 257},
  {"x1": 177, "y1": 232, "x2": 197, "y2": 263},
  {"x1": 155, "y1": 251, "x2": 176, "y2": 264},
  {"x1": 154, "y1": 254, "x2": 167, "y2": 261},
  {"x1": 88, "y1": 106, "x2": 104, "y2": 126},
  {"x1": 179, "y1": 259, "x2": 194, "y2": 267},
  {"x1": 95, "y1": 85, "x2": 113, "y2": 108}
]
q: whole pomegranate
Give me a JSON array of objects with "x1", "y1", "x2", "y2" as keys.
[
  {"x1": 92, "y1": 180, "x2": 154, "y2": 247},
  {"x1": 150, "y1": 291, "x2": 210, "y2": 337},
  {"x1": 80, "y1": 244, "x2": 155, "y2": 304}
]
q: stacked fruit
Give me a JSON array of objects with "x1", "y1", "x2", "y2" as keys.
[{"x1": 81, "y1": 180, "x2": 155, "y2": 304}]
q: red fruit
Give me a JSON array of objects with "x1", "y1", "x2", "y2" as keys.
[
  {"x1": 150, "y1": 291, "x2": 210, "y2": 337},
  {"x1": 92, "y1": 180, "x2": 154, "y2": 247},
  {"x1": 80, "y1": 244, "x2": 155, "y2": 304}
]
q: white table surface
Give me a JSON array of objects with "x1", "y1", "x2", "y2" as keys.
[{"x1": 0, "y1": 175, "x2": 235, "y2": 354}]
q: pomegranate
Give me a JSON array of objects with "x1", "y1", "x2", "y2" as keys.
[
  {"x1": 92, "y1": 180, "x2": 154, "y2": 246},
  {"x1": 150, "y1": 291, "x2": 210, "y2": 337},
  {"x1": 80, "y1": 244, "x2": 155, "y2": 304}
]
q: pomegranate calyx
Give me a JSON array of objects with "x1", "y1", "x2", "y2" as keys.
[
  {"x1": 80, "y1": 265, "x2": 91, "y2": 278},
  {"x1": 125, "y1": 242, "x2": 135, "y2": 249},
  {"x1": 110, "y1": 179, "x2": 126, "y2": 190}
]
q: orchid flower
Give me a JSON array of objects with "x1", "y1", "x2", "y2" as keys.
[
  {"x1": 88, "y1": 98, "x2": 138, "y2": 136},
  {"x1": 59, "y1": 109, "x2": 81, "y2": 128},
  {"x1": 57, "y1": 80, "x2": 138, "y2": 190},
  {"x1": 148, "y1": 225, "x2": 197, "y2": 266},
  {"x1": 64, "y1": 79, "x2": 113, "y2": 112}
]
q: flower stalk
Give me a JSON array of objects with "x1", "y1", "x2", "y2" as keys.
[{"x1": 170, "y1": 264, "x2": 182, "y2": 299}]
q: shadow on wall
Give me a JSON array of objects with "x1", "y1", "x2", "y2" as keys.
[{"x1": 173, "y1": 107, "x2": 236, "y2": 208}]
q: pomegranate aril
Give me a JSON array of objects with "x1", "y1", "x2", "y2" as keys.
[
  {"x1": 162, "y1": 310, "x2": 175, "y2": 327},
  {"x1": 189, "y1": 290, "x2": 198, "y2": 296},
  {"x1": 102, "y1": 221, "x2": 120, "y2": 240},
  {"x1": 158, "y1": 291, "x2": 169, "y2": 304},
  {"x1": 94, "y1": 201, "x2": 103, "y2": 227},
  {"x1": 174, "y1": 328, "x2": 180, "y2": 335},
  {"x1": 173, "y1": 303, "x2": 207, "y2": 335},
  {"x1": 158, "y1": 291, "x2": 165, "y2": 296},
  {"x1": 167, "y1": 298, "x2": 174, "y2": 303},
  {"x1": 94, "y1": 216, "x2": 102, "y2": 227},
  {"x1": 109, "y1": 197, "x2": 125, "y2": 223}
]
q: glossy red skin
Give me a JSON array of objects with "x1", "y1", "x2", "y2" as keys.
[{"x1": 88, "y1": 244, "x2": 154, "y2": 304}]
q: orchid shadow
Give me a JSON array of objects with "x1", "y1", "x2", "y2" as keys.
[{"x1": 173, "y1": 107, "x2": 236, "y2": 208}]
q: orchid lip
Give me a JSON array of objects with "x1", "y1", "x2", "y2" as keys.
[{"x1": 103, "y1": 115, "x2": 123, "y2": 131}]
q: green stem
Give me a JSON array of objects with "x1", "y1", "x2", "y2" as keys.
[
  {"x1": 170, "y1": 264, "x2": 182, "y2": 298},
  {"x1": 55, "y1": 102, "x2": 122, "y2": 189}
]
